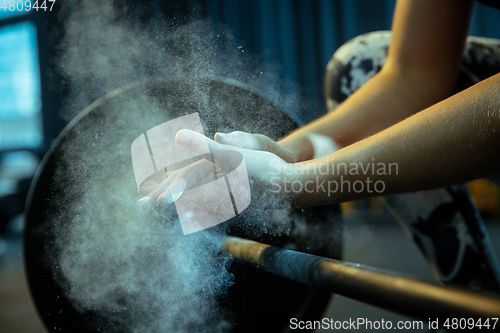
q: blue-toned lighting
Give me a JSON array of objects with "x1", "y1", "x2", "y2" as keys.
[{"x1": 0, "y1": 21, "x2": 42, "y2": 149}]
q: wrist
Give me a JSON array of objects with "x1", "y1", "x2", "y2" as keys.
[
  {"x1": 275, "y1": 162, "x2": 332, "y2": 209},
  {"x1": 268, "y1": 162, "x2": 301, "y2": 208},
  {"x1": 277, "y1": 136, "x2": 314, "y2": 163}
]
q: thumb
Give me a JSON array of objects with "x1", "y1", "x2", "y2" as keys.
[
  {"x1": 175, "y1": 129, "x2": 215, "y2": 151},
  {"x1": 214, "y1": 131, "x2": 272, "y2": 151},
  {"x1": 176, "y1": 129, "x2": 235, "y2": 155},
  {"x1": 215, "y1": 131, "x2": 298, "y2": 162}
]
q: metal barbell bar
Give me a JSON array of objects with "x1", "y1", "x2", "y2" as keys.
[{"x1": 222, "y1": 236, "x2": 500, "y2": 321}]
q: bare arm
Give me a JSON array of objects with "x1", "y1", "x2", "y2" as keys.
[
  {"x1": 291, "y1": 73, "x2": 500, "y2": 207},
  {"x1": 160, "y1": 76, "x2": 499, "y2": 209},
  {"x1": 278, "y1": 0, "x2": 473, "y2": 161}
]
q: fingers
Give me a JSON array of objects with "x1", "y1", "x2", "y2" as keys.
[
  {"x1": 215, "y1": 131, "x2": 280, "y2": 154},
  {"x1": 137, "y1": 170, "x2": 179, "y2": 201},
  {"x1": 214, "y1": 131, "x2": 280, "y2": 156},
  {"x1": 175, "y1": 129, "x2": 222, "y2": 153},
  {"x1": 214, "y1": 131, "x2": 264, "y2": 150},
  {"x1": 157, "y1": 159, "x2": 217, "y2": 205},
  {"x1": 137, "y1": 158, "x2": 216, "y2": 207},
  {"x1": 138, "y1": 130, "x2": 227, "y2": 209},
  {"x1": 137, "y1": 157, "x2": 216, "y2": 207},
  {"x1": 215, "y1": 130, "x2": 298, "y2": 163},
  {"x1": 139, "y1": 129, "x2": 257, "y2": 209},
  {"x1": 146, "y1": 178, "x2": 170, "y2": 198},
  {"x1": 138, "y1": 180, "x2": 161, "y2": 196},
  {"x1": 136, "y1": 177, "x2": 170, "y2": 208}
]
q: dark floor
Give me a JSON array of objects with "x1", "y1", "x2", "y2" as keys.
[
  {"x1": 0, "y1": 237, "x2": 45, "y2": 332},
  {"x1": 1, "y1": 212, "x2": 499, "y2": 333},
  {"x1": 316, "y1": 211, "x2": 500, "y2": 333}
]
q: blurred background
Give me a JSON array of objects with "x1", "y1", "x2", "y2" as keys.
[{"x1": 0, "y1": 1, "x2": 499, "y2": 332}]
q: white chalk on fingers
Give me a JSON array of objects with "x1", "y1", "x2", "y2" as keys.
[
  {"x1": 137, "y1": 196, "x2": 154, "y2": 205},
  {"x1": 158, "y1": 179, "x2": 185, "y2": 205},
  {"x1": 233, "y1": 131, "x2": 260, "y2": 149},
  {"x1": 215, "y1": 131, "x2": 260, "y2": 150},
  {"x1": 136, "y1": 196, "x2": 156, "y2": 212},
  {"x1": 175, "y1": 129, "x2": 192, "y2": 145},
  {"x1": 175, "y1": 130, "x2": 212, "y2": 156},
  {"x1": 214, "y1": 133, "x2": 232, "y2": 144}
]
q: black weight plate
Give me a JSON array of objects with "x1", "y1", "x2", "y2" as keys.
[{"x1": 24, "y1": 77, "x2": 341, "y2": 332}]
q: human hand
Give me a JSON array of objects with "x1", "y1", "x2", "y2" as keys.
[{"x1": 137, "y1": 129, "x2": 296, "y2": 208}]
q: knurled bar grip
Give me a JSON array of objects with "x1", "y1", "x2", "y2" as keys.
[{"x1": 221, "y1": 236, "x2": 500, "y2": 321}]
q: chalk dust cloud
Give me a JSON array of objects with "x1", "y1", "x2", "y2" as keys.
[{"x1": 50, "y1": 1, "x2": 300, "y2": 332}]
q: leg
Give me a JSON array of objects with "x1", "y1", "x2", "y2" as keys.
[{"x1": 324, "y1": 31, "x2": 391, "y2": 111}]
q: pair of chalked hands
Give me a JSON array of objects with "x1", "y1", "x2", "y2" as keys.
[{"x1": 137, "y1": 129, "x2": 300, "y2": 208}]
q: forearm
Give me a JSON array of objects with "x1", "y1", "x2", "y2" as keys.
[
  {"x1": 289, "y1": 73, "x2": 500, "y2": 207},
  {"x1": 279, "y1": 0, "x2": 472, "y2": 163},
  {"x1": 279, "y1": 65, "x2": 454, "y2": 161}
]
